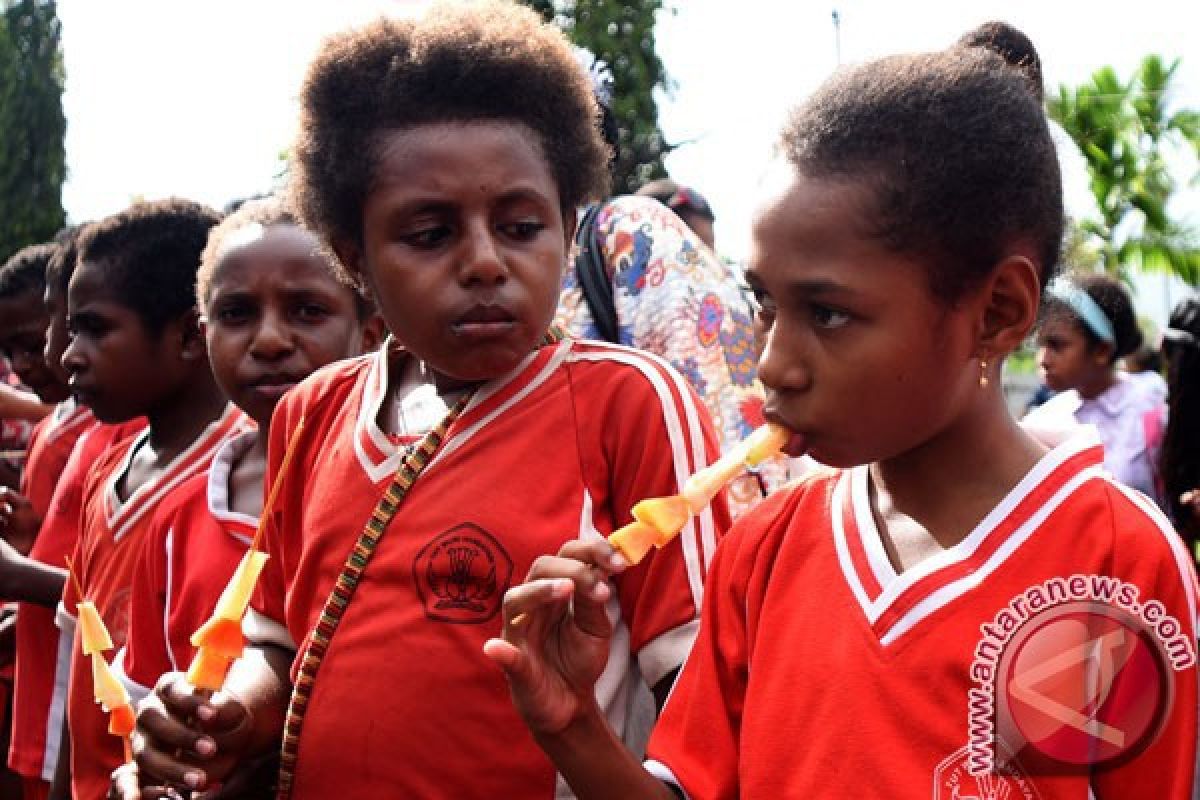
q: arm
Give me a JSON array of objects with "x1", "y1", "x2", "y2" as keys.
[
  {"x1": 0, "y1": 382, "x2": 52, "y2": 422},
  {"x1": 0, "y1": 536, "x2": 66, "y2": 606}
]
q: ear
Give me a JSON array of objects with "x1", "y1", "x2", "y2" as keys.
[
  {"x1": 974, "y1": 254, "x2": 1041, "y2": 360},
  {"x1": 178, "y1": 308, "x2": 207, "y2": 362},
  {"x1": 358, "y1": 314, "x2": 387, "y2": 354}
]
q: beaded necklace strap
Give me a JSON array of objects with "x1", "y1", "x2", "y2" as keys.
[{"x1": 275, "y1": 393, "x2": 470, "y2": 798}]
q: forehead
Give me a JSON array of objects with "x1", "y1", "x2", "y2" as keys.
[
  {"x1": 211, "y1": 225, "x2": 336, "y2": 289},
  {"x1": 0, "y1": 291, "x2": 48, "y2": 331},
  {"x1": 370, "y1": 121, "x2": 559, "y2": 203}
]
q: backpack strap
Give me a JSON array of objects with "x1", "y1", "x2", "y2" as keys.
[{"x1": 574, "y1": 203, "x2": 621, "y2": 344}]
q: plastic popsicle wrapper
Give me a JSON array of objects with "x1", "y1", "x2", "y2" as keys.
[
  {"x1": 91, "y1": 652, "x2": 130, "y2": 712},
  {"x1": 212, "y1": 550, "x2": 270, "y2": 621},
  {"x1": 611, "y1": 423, "x2": 791, "y2": 565},
  {"x1": 187, "y1": 646, "x2": 236, "y2": 692},
  {"x1": 77, "y1": 601, "x2": 114, "y2": 655},
  {"x1": 108, "y1": 703, "x2": 136, "y2": 737}
]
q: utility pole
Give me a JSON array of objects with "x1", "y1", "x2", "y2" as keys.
[{"x1": 832, "y1": 8, "x2": 842, "y2": 66}]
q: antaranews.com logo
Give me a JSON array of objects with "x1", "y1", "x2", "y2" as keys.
[{"x1": 967, "y1": 574, "x2": 1195, "y2": 776}]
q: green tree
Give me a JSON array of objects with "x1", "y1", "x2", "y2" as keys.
[
  {"x1": 1048, "y1": 55, "x2": 1200, "y2": 284},
  {"x1": 521, "y1": 0, "x2": 671, "y2": 194},
  {"x1": 0, "y1": 0, "x2": 66, "y2": 264}
]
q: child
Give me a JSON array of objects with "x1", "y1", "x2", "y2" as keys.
[
  {"x1": 0, "y1": 238, "x2": 93, "y2": 800},
  {"x1": 1025, "y1": 273, "x2": 1166, "y2": 504},
  {"x1": 126, "y1": 4, "x2": 727, "y2": 799},
  {"x1": 487, "y1": 41, "x2": 1198, "y2": 800},
  {"x1": 53, "y1": 198, "x2": 247, "y2": 800},
  {"x1": 115, "y1": 197, "x2": 382, "y2": 709},
  {"x1": 1160, "y1": 294, "x2": 1200, "y2": 554}
]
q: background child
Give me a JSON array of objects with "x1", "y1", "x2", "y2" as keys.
[
  {"x1": 487, "y1": 36, "x2": 1197, "y2": 800},
  {"x1": 114, "y1": 196, "x2": 381, "y2": 742},
  {"x1": 1160, "y1": 293, "x2": 1200, "y2": 555},
  {"x1": 53, "y1": 198, "x2": 247, "y2": 800},
  {"x1": 126, "y1": 4, "x2": 727, "y2": 798},
  {"x1": 1025, "y1": 273, "x2": 1166, "y2": 504}
]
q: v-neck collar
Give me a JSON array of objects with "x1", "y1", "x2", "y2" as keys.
[
  {"x1": 103, "y1": 404, "x2": 247, "y2": 542},
  {"x1": 352, "y1": 338, "x2": 575, "y2": 484},
  {"x1": 832, "y1": 430, "x2": 1106, "y2": 647}
]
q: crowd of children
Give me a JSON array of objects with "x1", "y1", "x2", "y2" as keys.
[{"x1": 0, "y1": 3, "x2": 1194, "y2": 800}]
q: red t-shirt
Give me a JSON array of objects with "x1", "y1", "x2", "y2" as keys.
[
  {"x1": 59, "y1": 407, "x2": 246, "y2": 800},
  {"x1": 118, "y1": 432, "x2": 258, "y2": 695},
  {"x1": 247, "y1": 339, "x2": 729, "y2": 799},
  {"x1": 20, "y1": 402, "x2": 95, "y2": 519},
  {"x1": 646, "y1": 433, "x2": 1199, "y2": 799},
  {"x1": 8, "y1": 419, "x2": 141, "y2": 783}
]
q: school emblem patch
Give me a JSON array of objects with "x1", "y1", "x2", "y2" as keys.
[
  {"x1": 414, "y1": 523, "x2": 512, "y2": 624},
  {"x1": 933, "y1": 746, "x2": 1040, "y2": 800}
]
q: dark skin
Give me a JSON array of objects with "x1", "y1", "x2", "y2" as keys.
[
  {"x1": 0, "y1": 286, "x2": 72, "y2": 552},
  {"x1": 484, "y1": 169, "x2": 1046, "y2": 798},
  {"x1": 117, "y1": 226, "x2": 384, "y2": 799},
  {"x1": 122, "y1": 121, "x2": 593, "y2": 798},
  {"x1": 50, "y1": 260, "x2": 231, "y2": 800},
  {"x1": 1036, "y1": 315, "x2": 1116, "y2": 399}
]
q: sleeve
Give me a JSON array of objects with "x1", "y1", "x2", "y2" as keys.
[
  {"x1": 1093, "y1": 484, "x2": 1199, "y2": 799},
  {"x1": 643, "y1": 522, "x2": 755, "y2": 800},
  {"x1": 588, "y1": 353, "x2": 732, "y2": 687},
  {"x1": 116, "y1": 510, "x2": 174, "y2": 697}
]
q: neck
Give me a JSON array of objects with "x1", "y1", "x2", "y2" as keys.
[
  {"x1": 145, "y1": 370, "x2": 229, "y2": 458},
  {"x1": 1076, "y1": 368, "x2": 1117, "y2": 400},
  {"x1": 870, "y1": 391, "x2": 1046, "y2": 550}
]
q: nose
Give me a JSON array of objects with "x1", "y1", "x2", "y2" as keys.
[
  {"x1": 1035, "y1": 345, "x2": 1051, "y2": 370},
  {"x1": 457, "y1": 220, "x2": 509, "y2": 287},
  {"x1": 250, "y1": 309, "x2": 294, "y2": 361},
  {"x1": 756, "y1": 322, "x2": 810, "y2": 393},
  {"x1": 60, "y1": 334, "x2": 84, "y2": 375}
]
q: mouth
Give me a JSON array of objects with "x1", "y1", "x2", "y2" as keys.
[
  {"x1": 451, "y1": 304, "x2": 518, "y2": 339},
  {"x1": 762, "y1": 407, "x2": 809, "y2": 458},
  {"x1": 245, "y1": 375, "x2": 303, "y2": 401}
]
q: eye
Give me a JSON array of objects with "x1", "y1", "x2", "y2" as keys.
[
  {"x1": 742, "y1": 284, "x2": 777, "y2": 325},
  {"x1": 293, "y1": 303, "x2": 331, "y2": 323},
  {"x1": 501, "y1": 219, "x2": 546, "y2": 241},
  {"x1": 213, "y1": 302, "x2": 253, "y2": 325},
  {"x1": 400, "y1": 225, "x2": 452, "y2": 249},
  {"x1": 811, "y1": 304, "x2": 850, "y2": 330}
]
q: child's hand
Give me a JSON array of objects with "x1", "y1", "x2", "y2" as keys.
[
  {"x1": 483, "y1": 539, "x2": 627, "y2": 737},
  {"x1": 131, "y1": 673, "x2": 256, "y2": 795},
  {"x1": 0, "y1": 487, "x2": 40, "y2": 555}
]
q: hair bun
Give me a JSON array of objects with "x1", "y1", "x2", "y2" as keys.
[{"x1": 955, "y1": 21, "x2": 1043, "y2": 102}]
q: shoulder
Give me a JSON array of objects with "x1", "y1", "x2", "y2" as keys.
[
  {"x1": 147, "y1": 471, "x2": 208, "y2": 529},
  {"x1": 276, "y1": 352, "x2": 372, "y2": 424},
  {"x1": 565, "y1": 339, "x2": 705, "y2": 413},
  {"x1": 716, "y1": 468, "x2": 841, "y2": 568}
]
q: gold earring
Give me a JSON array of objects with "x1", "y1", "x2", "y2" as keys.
[{"x1": 979, "y1": 357, "x2": 990, "y2": 388}]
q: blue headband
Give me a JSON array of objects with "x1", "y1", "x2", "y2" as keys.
[{"x1": 1047, "y1": 280, "x2": 1115, "y2": 344}]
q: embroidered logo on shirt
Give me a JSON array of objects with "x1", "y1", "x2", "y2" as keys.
[{"x1": 414, "y1": 523, "x2": 513, "y2": 624}]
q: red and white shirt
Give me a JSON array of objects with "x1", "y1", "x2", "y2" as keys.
[
  {"x1": 646, "y1": 431, "x2": 1199, "y2": 799},
  {"x1": 58, "y1": 406, "x2": 246, "y2": 800},
  {"x1": 8, "y1": 419, "x2": 142, "y2": 784},
  {"x1": 117, "y1": 431, "x2": 259, "y2": 698},
  {"x1": 20, "y1": 400, "x2": 94, "y2": 520},
  {"x1": 247, "y1": 338, "x2": 729, "y2": 799}
]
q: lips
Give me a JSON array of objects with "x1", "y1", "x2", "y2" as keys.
[
  {"x1": 451, "y1": 304, "x2": 517, "y2": 338},
  {"x1": 762, "y1": 408, "x2": 809, "y2": 458},
  {"x1": 245, "y1": 374, "x2": 303, "y2": 401}
]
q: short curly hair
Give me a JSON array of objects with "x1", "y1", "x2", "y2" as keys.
[
  {"x1": 288, "y1": 0, "x2": 610, "y2": 278},
  {"x1": 46, "y1": 224, "x2": 83, "y2": 297},
  {"x1": 1042, "y1": 272, "x2": 1142, "y2": 362},
  {"x1": 0, "y1": 242, "x2": 57, "y2": 300},
  {"x1": 781, "y1": 47, "x2": 1063, "y2": 304},
  {"x1": 197, "y1": 196, "x2": 374, "y2": 320},
  {"x1": 76, "y1": 198, "x2": 221, "y2": 334}
]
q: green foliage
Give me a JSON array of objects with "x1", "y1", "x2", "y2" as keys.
[
  {"x1": 1048, "y1": 55, "x2": 1200, "y2": 285},
  {"x1": 0, "y1": 0, "x2": 66, "y2": 264},
  {"x1": 521, "y1": 0, "x2": 671, "y2": 195}
]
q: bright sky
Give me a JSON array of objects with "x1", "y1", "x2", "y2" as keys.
[{"x1": 57, "y1": 0, "x2": 1199, "y2": 323}]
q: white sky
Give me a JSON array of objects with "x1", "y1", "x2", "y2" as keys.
[{"x1": 57, "y1": 0, "x2": 1199, "y2": 323}]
